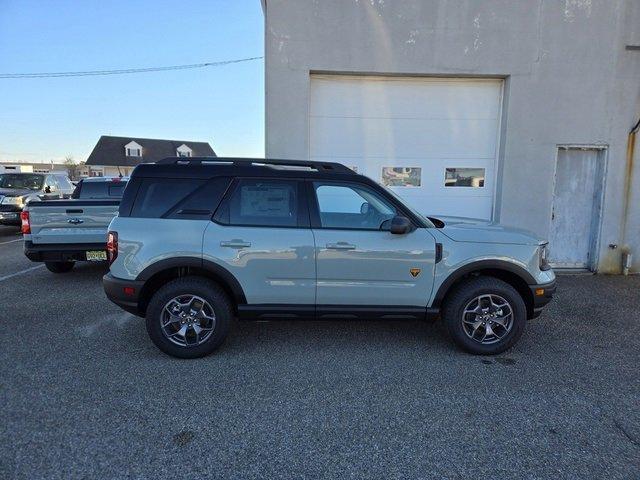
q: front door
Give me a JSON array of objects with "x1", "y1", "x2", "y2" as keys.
[
  {"x1": 549, "y1": 147, "x2": 604, "y2": 270},
  {"x1": 309, "y1": 180, "x2": 436, "y2": 308}
]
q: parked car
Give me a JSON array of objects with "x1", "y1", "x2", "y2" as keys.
[
  {"x1": 22, "y1": 177, "x2": 128, "y2": 273},
  {"x1": 103, "y1": 158, "x2": 556, "y2": 358},
  {"x1": 0, "y1": 172, "x2": 74, "y2": 226}
]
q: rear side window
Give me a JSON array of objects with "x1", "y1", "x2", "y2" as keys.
[
  {"x1": 129, "y1": 177, "x2": 230, "y2": 219},
  {"x1": 131, "y1": 178, "x2": 205, "y2": 218},
  {"x1": 215, "y1": 178, "x2": 302, "y2": 228},
  {"x1": 73, "y1": 181, "x2": 128, "y2": 199}
]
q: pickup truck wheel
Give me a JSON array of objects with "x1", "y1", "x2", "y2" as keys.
[
  {"x1": 45, "y1": 261, "x2": 74, "y2": 273},
  {"x1": 145, "y1": 276, "x2": 233, "y2": 359},
  {"x1": 442, "y1": 276, "x2": 526, "y2": 355}
]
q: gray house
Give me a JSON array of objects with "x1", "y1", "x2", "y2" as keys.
[
  {"x1": 85, "y1": 135, "x2": 216, "y2": 177},
  {"x1": 261, "y1": 0, "x2": 640, "y2": 274}
]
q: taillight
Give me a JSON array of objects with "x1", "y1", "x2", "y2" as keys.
[
  {"x1": 107, "y1": 231, "x2": 118, "y2": 265},
  {"x1": 20, "y1": 211, "x2": 30, "y2": 234}
]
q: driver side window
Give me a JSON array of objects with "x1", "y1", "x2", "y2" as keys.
[{"x1": 313, "y1": 182, "x2": 396, "y2": 230}]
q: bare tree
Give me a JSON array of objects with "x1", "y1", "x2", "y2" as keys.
[{"x1": 63, "y1": 155, "x2": 84, "y2": 180}]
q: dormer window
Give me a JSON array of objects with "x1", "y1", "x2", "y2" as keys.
[
  {"x1": 125, "y1": 141, "x2": 143, "y2": 157},
  {"x1": 176, "y1": 144, "x2": 193, "y2": 158}
]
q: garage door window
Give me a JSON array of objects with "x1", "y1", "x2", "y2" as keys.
[
  {"x1": 381, "y1": 167, "x2": 422, "y2": 187},
  {"x1": 444, "y1": 168, "x2": 485, "y2": 188}
]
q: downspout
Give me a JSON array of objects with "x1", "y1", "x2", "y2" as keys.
[{"x1": 621, "y1": 116, "x2": 640, "y2": 275}]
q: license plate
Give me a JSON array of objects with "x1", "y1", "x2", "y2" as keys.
[{"x1": 86, "y1": 250, "x2": 107, "y2": 261}]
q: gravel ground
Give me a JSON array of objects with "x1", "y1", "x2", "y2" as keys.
[{"x1": 0, "y1": 225, "x2": 638, "y2": 479}]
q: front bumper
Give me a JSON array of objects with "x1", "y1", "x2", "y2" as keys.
[
  {"x1": 24, "y1": 241, "x2": 107, "y2": 263},
  {"x1": 529, "y1": 279, "x2": 556, "y2": 318},
  {"x1": 103, "y1": 273, "x2": 145, "y2": 317}
]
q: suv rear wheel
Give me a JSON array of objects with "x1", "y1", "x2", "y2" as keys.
[
  {"x1": 442, "y1": 276, "x2": 526, "y2": 355},
  {"x1": 146, "y1": 276, "x2": 233, "y2": 359}
]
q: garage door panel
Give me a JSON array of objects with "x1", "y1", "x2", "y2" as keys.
[
  {"x1": 310, "y1": 155, "x2": 494, "y2": 195},
  {"x1": 310, "y1": 77, "x2": 502, "y2": 120},
  {"x1": 310, "y1": 117, "x2": 498, "y2": 159},
  {"x1": 310, "y1": 75, "x2": 502, "y2": 221}
]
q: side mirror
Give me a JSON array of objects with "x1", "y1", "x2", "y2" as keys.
[
  {"x1": 360, "y1": 202, "x2": 370, "y2": 214},
  {"x1": 390, "y1": 215, "x2": 412, "y2": 234}
]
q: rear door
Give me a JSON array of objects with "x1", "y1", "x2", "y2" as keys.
[
  {"x1": 202, "y1": 177, "x2": 316, "y2": 306},
  {"x1": 309, "y1": 180, "x2": 436, "y2": 308}
]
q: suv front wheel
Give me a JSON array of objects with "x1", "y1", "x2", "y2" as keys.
[
  {"x1": 146, "y1": 276, "x2": 233, "y2": 358},
  {"x1": 442, "y1": 276, "x2": 527, "y2": 355}
]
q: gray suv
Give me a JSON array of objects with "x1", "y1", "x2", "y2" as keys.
[{"x1": 104, "y1": 158, "x2": 556, "y2": 358}]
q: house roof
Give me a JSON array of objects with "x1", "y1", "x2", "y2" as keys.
[{"x1": 86, "y1": 135, "x2": 216, "y2": 167}]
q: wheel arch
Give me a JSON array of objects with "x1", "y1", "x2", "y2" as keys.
[
  {"x1": 432, "y1": 260, "x2": 536, "y2": 319},
  {"x1": 135, "y1": 257, "x2": 246, "y2": 316}
]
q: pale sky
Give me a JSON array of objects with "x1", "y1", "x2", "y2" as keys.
[{"x1": 0, "y1": 0, "x2": 265, "y2": 164}]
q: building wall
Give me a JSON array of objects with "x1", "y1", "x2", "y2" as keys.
[{"x1": 264, "y1": 0, "x2": 640, "y2": 273}]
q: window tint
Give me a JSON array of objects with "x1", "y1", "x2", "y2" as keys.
[
  {"x1": 131, "y1": 178, "x2": 205, "y2": 218},
  {"x1": 166, "y1": 177, "x2": 231, "y2": 220},
  {"x1": 313, "y1": 182, "x2": 396, "y2": 230},
  {"x1": 219, "y1": 179, "x2": 299, "y2": 227}
]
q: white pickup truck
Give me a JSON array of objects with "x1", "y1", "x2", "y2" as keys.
[{"x1": 22, "y1": 177, "x2": 128, "y2": 273}]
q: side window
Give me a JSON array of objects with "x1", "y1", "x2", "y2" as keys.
[
  {"x1": 131, "y1": 178, "x2": 205, "y2": 218},
  {"x1": 217, "y1": 179, "x2": 300, "y2": 227},
  {"x1": 313, "y1": 182, "x2": 397, "y2": 230},
  {"x1": 55, "y1": 175, "x2": 74, "y2": 191},
  {"x1": 45, "y1": 175, "x2": 58, "y2": 192}
]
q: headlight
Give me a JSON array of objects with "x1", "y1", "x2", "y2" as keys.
[
  {"x1": 539, "y1": 243, "x2": 551, "y2": 271},
  {"x1": 0, "y1": 196, "x2": 25, "y2": 208}
]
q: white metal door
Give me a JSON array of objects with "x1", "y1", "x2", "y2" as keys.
[
  {"x1": 310, "y1": 75, "x2": 503, "y2": 220},
  {"x1": 549, "y1": 148, "x2": 604, "y2": 269}
]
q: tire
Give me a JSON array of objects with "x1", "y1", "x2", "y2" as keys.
[
  {"x1": 145, "y1": 276, "x2": 233, "y2": 359},
  {"x1": 45, "y1": 261, "x2": 75, "y2": 273},
  {"x1": 442, "y1": 276, "x2": 527, "y2": 355}
]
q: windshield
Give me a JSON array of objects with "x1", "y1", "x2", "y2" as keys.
[
  {"x1": 0, "y1": 173, "x2": 44, "y2": 191},
  {"x1": 379, "y1": 183, "x2": 435, "y2": 228}
]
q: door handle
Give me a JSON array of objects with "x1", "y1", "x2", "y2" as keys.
[
  {"x1": 67, "y1": 218, "x2": 84, "y2": 225},
  {"x1": 326, "y1": 242, "x2": 356, "y2": 250},
  {"x1": 220, "y1": 240, "x2": 251, "y2": 249}
]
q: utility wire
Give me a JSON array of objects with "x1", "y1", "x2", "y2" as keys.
[{"x1": 0, "y1": 56, "x2": 263, "y2": 79}]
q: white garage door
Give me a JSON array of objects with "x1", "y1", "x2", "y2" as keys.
[{"x1": 309, "y1": 75, "x2": 503, "y2": 220}]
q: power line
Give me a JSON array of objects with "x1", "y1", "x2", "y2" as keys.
[{"x1": 0, "y1": 56, "x2": 263, "y2": 79}]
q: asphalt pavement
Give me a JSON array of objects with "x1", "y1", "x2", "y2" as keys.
[{"x1": 0, "y1": 225, "x2": 638, "y2": 479}]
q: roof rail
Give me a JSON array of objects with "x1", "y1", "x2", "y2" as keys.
[{"x1": 155, "y1": 157, "x2": 354, "y2": 174}]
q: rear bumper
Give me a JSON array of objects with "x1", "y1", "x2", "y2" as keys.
[
  {"x1": 529, "y1": 279, "x2": 557, "y2": 318},
  {"x1": 0, "y1": 210, "x2": 21, "y2": 225},
  {"x1": 103, "y1": 273, "x2": 145, "y2": 317},
  {"x1": 24, "y1": 240, "x2": 106, "y2": 263}
]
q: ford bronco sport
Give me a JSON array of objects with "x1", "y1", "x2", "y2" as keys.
[{"x1": 103, "y1": 158, "x2": 555, "y2": 358}]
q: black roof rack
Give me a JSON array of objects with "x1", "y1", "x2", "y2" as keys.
[{"x1": 155, "y1": 156, "x2": 354, "y2": 174}]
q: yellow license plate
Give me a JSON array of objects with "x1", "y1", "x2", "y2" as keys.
[{"x1": 86, "y1": 250, "x2": 107, "y2": 261}]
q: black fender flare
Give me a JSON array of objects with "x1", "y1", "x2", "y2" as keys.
[
  {"x1": 431, "y1": 259, "x2": 536, "y2": 308},
  {"x1": 136, "y1": 257, "x2": 247, "y2": 305}
]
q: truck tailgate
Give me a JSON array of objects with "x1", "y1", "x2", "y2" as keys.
[{"x1": 27, "y1": 200, "x2": 120, "y2": 244}]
